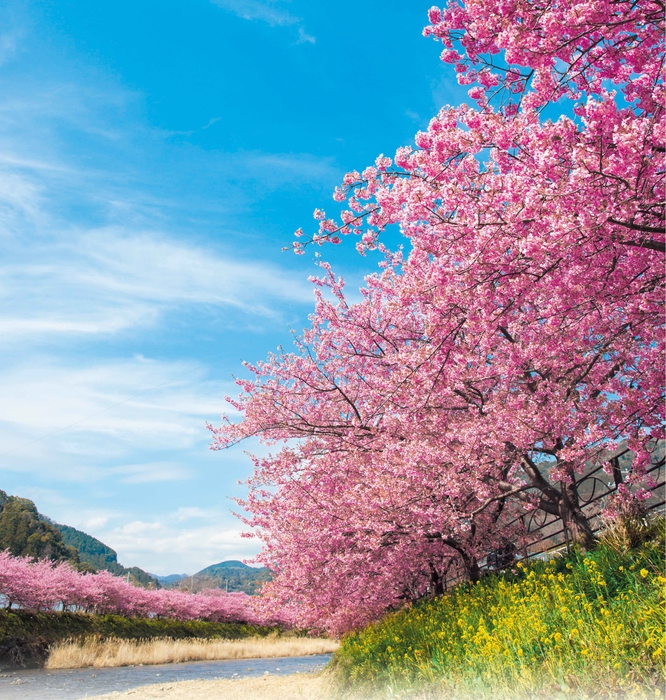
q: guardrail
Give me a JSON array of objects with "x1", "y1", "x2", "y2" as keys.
[{"x1": 440, "y1": 442, "x2": 665, "y2": 590}]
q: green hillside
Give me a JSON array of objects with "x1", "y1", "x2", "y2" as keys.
[
  {"x1": 52, "y1": 522, "x2": 157, "y2": 587},
  {"x1": 192, "y1": 560, "x2": 271, "y2": 595},
  {"x1": 334, "y1": 520, "x2": 665, "y2": 698},
  {"x1": 53, "y1": 523, "x2": 117, "y2": 569},
  {"x1": 0, "y1": 491, "x2": 79, "y2": 565}
]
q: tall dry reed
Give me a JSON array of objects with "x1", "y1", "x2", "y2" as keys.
[{"x1": 46, "y1": 635, "x2": 339, "y2": 669}]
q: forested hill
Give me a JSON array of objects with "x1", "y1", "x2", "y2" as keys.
[
  {"x1": 194, "y1": 560, "x2": 271, "y2": 595},
  {"x1": 51, "y1": 522, "x2": 157, "y2": 587},
  {"x1": 0, "y1": 490, "x2": 79, "y2": 564},
  {"x1": 0, "y1": 489, "x2": 156, "y2": 587},
  {"x1": 156, "y1": 560, "x2": 271, "y2": 594}
]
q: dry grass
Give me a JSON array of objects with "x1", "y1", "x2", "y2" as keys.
[{"x1": 46, "y1": 635, "x2": 339, "y2": 669}]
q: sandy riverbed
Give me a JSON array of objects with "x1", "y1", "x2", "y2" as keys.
[
  {"x1": 85, "y1": 672, "x2": 337, "y2": 700},
  {"x1": 83, "y1": 673, "x2": 647, "y2": 700}
]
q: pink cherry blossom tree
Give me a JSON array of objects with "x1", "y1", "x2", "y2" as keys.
[
  {"x1": 210, "y1": 1, "x2": 664, "y2": 632},
  {"x1": 0, "y1": 550, "x2": 290, "y2": 625}
]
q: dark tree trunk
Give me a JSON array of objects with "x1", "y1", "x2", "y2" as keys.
[
  {"x1": 611, "y1": 456, "x2": 624, "y2": 487},
  {"x1": 429, "y1": 564, "x2": 445, "y2": 596},
  {"x1": 457, "y1": 549, "x2": 480, "y2": 583},
  {"x1": 560, "y1": 482, "x2": 596, "y2": 552},
  {"x1": 428, "y1": 534, "x2": 481, "y2": 584}
]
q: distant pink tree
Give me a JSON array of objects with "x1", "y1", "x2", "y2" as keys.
[
  {"x1": 0, "y1": 551, "x2": 284, "y2": 625},
  {"x1": 210, "y1": 1, "x2": 664, "y2": 633}
]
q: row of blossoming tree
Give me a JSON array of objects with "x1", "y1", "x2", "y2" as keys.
[
  {"x1": 0, "y1": 551, "x2": 292, "y2": 625},
  {"x1": 209, "y1": 0, "x2": 665, "y2": 634}
]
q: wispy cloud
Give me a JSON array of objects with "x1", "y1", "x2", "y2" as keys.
[
  {"x1": 112, "y1": 461, "x2": 192, "y2": 484},
  {"x1": 202, "y1": 117, "x2": 222, "y2": 130},
  {"x1": 210, "y1": 0, "x2": 298, "y2": 26},
  {"x1": 210, "y1": 0, "x2": 315, "y2": 43},
  {"x1": 0, "y1": 356, "x2": 235, "y2": 460},
  {"x1": 0, "y1": 228, "x2": 313, "y2": 344},
  {"x1": 296, "y1": 27, "x2": 316, "y2": 45}
]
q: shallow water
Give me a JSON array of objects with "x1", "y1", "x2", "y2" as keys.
[{"x1": 0, "y1": 653, "x2": 333, "y2": 699}]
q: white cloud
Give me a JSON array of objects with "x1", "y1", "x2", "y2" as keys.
[
  {"x1": 211, "y1": 0, "x2": 298, "y2": 26},
  {"x1": 0, "y1": 81, "x2": 336, "y2": 346},
  {"x1": 84, "y1": 516, "x2": 111, "y2": 530},
  {"x1": 202, "y1": 117, "x2": 222, "y2": 130},
  {"x1": 176, "y1": 507, "x2": 209, "y2": 521},
  {"x1": 14, "y1": 485, "x2": 72, "y2": 508},
  {"x1": 0, "y1": 228, "x2": 314, "y2": 343},
  {"x1": 107, "y1": 520, "x2": 261, "y2": 574},
  {"x1": 296, "y1": 27, "x2": 316, "y2": 45},
  {"x1": 112, "y1": 461, "x2": 192, "y2": 484},
  {"x1": 210, "y1": 0, "x2": 315, "y2": 43},
  {"x1": 0, "y1": 356, "x2": 234, "y2": 461}
]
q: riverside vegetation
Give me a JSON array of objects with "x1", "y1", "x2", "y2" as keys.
[
  {"x1": 46, "y1": 636, "x2": 338, "y2": 669},
  {"x1": 0, "y1": 611, "x2": 277, "y2": 668},
  {"x1": 332, "y1": 518, "x2": 665, "y2": 699}
]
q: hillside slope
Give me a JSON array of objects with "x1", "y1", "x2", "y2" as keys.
[
  {"x1": 52, "y1": 521, "x2": 157, "y2": 587},
  {"x1": 159, "y1": 560, "x2": 271, "y2": 595},
  {"x1": 195, "y1": 560, "x2": 271, "y2": 595},
  {"x1": 0, "y1": 491, "x2": 78, "y2": 565}
]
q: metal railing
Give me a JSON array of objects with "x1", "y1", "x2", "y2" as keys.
[
  {"x1": 482, "y1": 443, "x2": 665, "y2": 571},
  {"x1": 438, "y1": 443, "x2": 665, "y2": 590}
]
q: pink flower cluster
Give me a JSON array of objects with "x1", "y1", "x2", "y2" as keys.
[{"x1": 0, "y1": 551, "x2": 290, "y2": 625}]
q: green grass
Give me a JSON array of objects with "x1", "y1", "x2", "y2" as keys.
[
  {"x1": 333, "y1": 532, "x2": 665, "y2": 699},
  {"x1": 0, "y1": 610, "x2": 279, "y2": 667}
]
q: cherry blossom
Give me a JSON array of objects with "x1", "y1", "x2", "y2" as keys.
[
  {"x1": 0, "y1": 551, "x2": 291, "y2": 625},
  {"x1": 210, "y1": 2, "x2": 664, "y2": 633}
]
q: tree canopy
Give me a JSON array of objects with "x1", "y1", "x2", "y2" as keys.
[
  {"x1": 210, "y1": 0, "x2": 664, "y2": 634},
  {"x1": 0, "y1": 491, "x2": 79, "y2": 564}
]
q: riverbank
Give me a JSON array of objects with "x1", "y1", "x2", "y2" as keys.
[
  {"x1": 47, "y1": 636, "x2": 339, "y2": 669},
  {"x1": 0, "y1": 653, "x2": 334, "y2": 700},
  {"x1": 0, "y1": 610, "x2": 277, "y2": 668}
]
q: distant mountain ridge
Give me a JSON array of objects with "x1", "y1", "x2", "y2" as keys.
[
  {"x1": 197, "y1": 559, "x2": 271, "y2": 593},
  {"x1": 150, "y1": 573, "x2": 189, "y2": 586},
  {"x1": 155, "y1": 560, "x2": 271, "y2": 595}
]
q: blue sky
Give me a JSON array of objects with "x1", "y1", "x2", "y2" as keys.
[{"x1": 0, "y1": 0, "x2": 467, "y2": 575}]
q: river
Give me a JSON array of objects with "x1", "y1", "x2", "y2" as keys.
[{"x1": 0, "y1": 653, "x2": 333, "y2": 699}]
